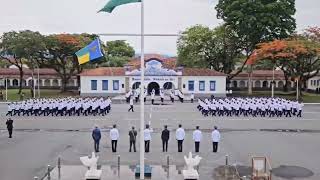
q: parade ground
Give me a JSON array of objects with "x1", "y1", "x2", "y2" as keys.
[{"x1": 0, "y1": 102, "x2": 320, "y2": 179}]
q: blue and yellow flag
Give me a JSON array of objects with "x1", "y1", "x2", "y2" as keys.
[{"x1": 76, "y1": 39, "x2": 104, "y2": 65}]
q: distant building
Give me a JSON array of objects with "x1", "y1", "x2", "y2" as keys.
[
  {"x1": 0, "y1": 68, "x2": 78, "y2": 89},
  {"x1": 79, "y1": 55, "x2": 227, "y2": 97},
  {"x1": 1, "y1": 54, "x2": 319, "y2": 94}
]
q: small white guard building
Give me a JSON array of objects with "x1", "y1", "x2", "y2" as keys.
[{"x1": 79, "y1": 56, "x2": 227, "y2": 97}]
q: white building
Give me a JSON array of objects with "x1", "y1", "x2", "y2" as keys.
[{"x1": 79, "y1": 56, "x2": 227, "y2": 97}]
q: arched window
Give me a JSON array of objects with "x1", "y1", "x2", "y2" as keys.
[
  {"x1": 239, "y1": 81, "x2": 246, "y2": 88},
  {"x1": 12, "y1": 79, "x2": 19, "y2": 87},
  {"x1": 278, "y1": 81, "x2": 284, "y2": 88},
  {"x1": 233, "y1": 81, "x2": 238, "y2": 88},
  {"x1": 254, "y1": 81, "x2": 261, "y2": 88},
  {"x1": 132, "y1": 82, "x2": 141, "y2": 89},
  {"x1": 163, "y1": 82, "x2": 174, "y2": 89},
  {"x1": 52, "y1": 79, "x2": 59, "y2": 86},
  {"x1": 262, "y1": 81, "x2": 268, "y2": 88},
  {"x1": 44, "y1": 79, "x2": 51, "y2": 86}
]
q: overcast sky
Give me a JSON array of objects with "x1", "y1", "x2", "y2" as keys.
[{"x1": 0, "y1": 0, "x2": 319, "y2": 56}]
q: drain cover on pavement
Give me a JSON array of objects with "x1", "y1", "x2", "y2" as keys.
[{"x1": 272, "y1": 165, "x2": 314, "y2": 179}]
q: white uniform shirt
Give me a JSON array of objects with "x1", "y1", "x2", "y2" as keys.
[
  {"x1": 176, "y1": 128, "x2": 185, "y2": 140},
  {"x1": 211, "y1": 130, "x2": 221, "y2": 142},
  {"x1": 144, "y1": 128, "x2": 153, "y2": 141},
  {"x1": 130, "y1": 98, "x2": 134, "y2": 105},
  {"x1": 193, "y1": 130, "x2": 202, "y2": 142},
  {"x1": 110, "y1": 128, "x2": 119, "y2": 140}
]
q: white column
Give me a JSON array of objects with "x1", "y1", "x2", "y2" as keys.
[
  {"x1": 50, "y1": 79, "x2": 53, "y2": 86},
  {"x1": 140, "y1": 0, "x2": 145, "y2": 179}
]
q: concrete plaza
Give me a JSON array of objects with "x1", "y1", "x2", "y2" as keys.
[{"x1": 0, "y1": 101, "x2": 320, "y2": 180}]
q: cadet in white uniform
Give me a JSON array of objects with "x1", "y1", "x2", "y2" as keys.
[
  {"x1": 170, "y1": 90, "x2": 175, "y2": 103},
  {"x1": 175, "y1": 124, "x2": 185, "y2": 152},
  {"x1": 151, "y1": 91, "x2": 155, "y2": 105},
  {"x1": 212, "y1": 126, "x2": 221, "y2": 152},
  {"x1": 144, "y1": 124, "x2": 153, "y2": 153},
  {"x1": 193, "y1": 126, "x2": 202, "y2": 153},
  {"x1": 160, "y1": 90, "x2": 165, "y2": 103},
  {"x1": 190, "y1": 93, "x2": 194, "y2": 103},
  {"x1": 128, "y1": 97, "x2": 134, "y2": 112},
  {"x1": 110, "y1": 124, "x2": 119, "y2": 153}
]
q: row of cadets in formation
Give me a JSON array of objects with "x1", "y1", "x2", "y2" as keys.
[
  {"x1": 91, "y1": 124, "x2": 221, "y2": 153},
  {"x1": 197, "y1": 97, "x2": 303, "y2": 117},
  {"x1": 126, "y1": 88, "x2": 194, "y2": 104},
  {"x1": 6, "y1": 97, "x2": 112, "y2": 117}
]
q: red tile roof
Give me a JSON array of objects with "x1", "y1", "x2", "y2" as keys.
[
  {"x1": 127, "y1": 55, "x2": 178, "y2": 69},
  {"x1": 233, "y1": 70, "x2": 285, "y2": 80},
  {"x1": 80, "y1": 67, "x2": 125, "y2": 76},
  {"x1": 182, "y1": 68, "x2": 226, "y2": 76},
  {"x1": 0, "y1": 68, "x2": 57, "y2": 76}
]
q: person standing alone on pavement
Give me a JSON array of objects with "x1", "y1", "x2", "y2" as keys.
[
  {"x1": 193, "y1": 126, "x2": 202, "y2": 153},
  {"x1": 175, "y1": 124, "x2": 185, "y2": 152},
  {"x1": 6, "y1": 118, "x2": 13, "y2": 138},
  {"x1": 212, "y1": 126, "x2": 221, "y2": 153},
  {"x1": 161, "y1": 125, "x2": 170, "y2": 152},
  {"x1": 128, "y1": 97, "x2": 134, "y2": 112},
  {"x1": 129, "y1": 126, "x2": 137, "y2": 152},
  {"x1": 110, "y1": 124, "x2": 119, "y2": 152},
  {"x1": 92, "y1": 125, "x2": 101, "y2": 152}
]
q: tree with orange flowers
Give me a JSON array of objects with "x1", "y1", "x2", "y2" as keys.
[
  {"x1": 248, "y1": 34, "x2": 320, "y2": 95},
  {"x1": 38, "y1": 33, "x2": 98, "y2": 92}
]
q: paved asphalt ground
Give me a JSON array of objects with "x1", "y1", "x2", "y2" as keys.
[{"x1": 0, "y1": 101, "x2": 320, "y2": 180}]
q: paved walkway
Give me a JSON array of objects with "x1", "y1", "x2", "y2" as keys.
[{"x1": 0, "y1": 103, "x2": 319, "y2": 180}]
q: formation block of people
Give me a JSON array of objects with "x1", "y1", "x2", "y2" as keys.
[
  {"x1": 6, "y1": 97, "x2": 112, "y2": 117},
  {"x1": 197, "y1": 97, "x2": 303, "y2": 117}
]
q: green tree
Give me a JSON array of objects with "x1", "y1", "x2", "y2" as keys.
[
  {"x1": 99, "y1": 40, "x2": 135, "y2": 67},
  {"x1": 215, "y1": 0, "x2": 296, "y2": 74},
  {"x1": 38, "y1": 34, "x2": 97, "y2": 92},
  {"x1": 248, "y1": 36, "x2": 320, "y2": 97},
  {"x1": 0, "y1": 30, "x2": 46, "y2": 94},
  {"x1": 177, "y1": 25, "x2": 242, "y2": 82}
]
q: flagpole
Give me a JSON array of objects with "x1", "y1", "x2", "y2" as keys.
[{"x1": 139, "y1": 0, "x2": 145, "y2": 179}]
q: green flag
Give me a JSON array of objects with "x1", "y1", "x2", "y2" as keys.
[{"x1": 99, "y1": 0, "x2": 141, "y2": 13}]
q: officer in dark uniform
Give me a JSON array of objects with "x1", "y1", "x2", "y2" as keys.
[
  {"x1": 161, "y1": 125, "x2": 170, "y2": 152},
  {"x1": 129, "y1": 126, "x2": 137, "y2": 152},
  {"x1": 6, "y1": 118, "x2": 14, "y2": 138}
]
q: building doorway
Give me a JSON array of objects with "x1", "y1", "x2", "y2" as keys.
[
  {"x1": 163, "y1": 82, "x2": 174, "y2": 90},
  {"x1": 132, "y1": 82, "x2": 141, "y2": 90},
  {"x1": 147, "y1": 82, "x2": 160, "y2": 95}
]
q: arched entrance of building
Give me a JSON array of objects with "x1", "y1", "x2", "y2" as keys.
[
  {"x1": 163, "y1": 82, "x2": 174, "y2": 90},
  {"x1": 147, "y1": 82, "x2": 160, "y2": 95},
  {"x1": 132, "y1": 82, "x2": 141, "y2": 90}
]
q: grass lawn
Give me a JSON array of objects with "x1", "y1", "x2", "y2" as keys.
[
  {"x1": 232, "y1": 91, "x2": 320, "y2": 103},
  {"x1": 0, "y1": 89, "x2": 78, "y2": 101}
]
